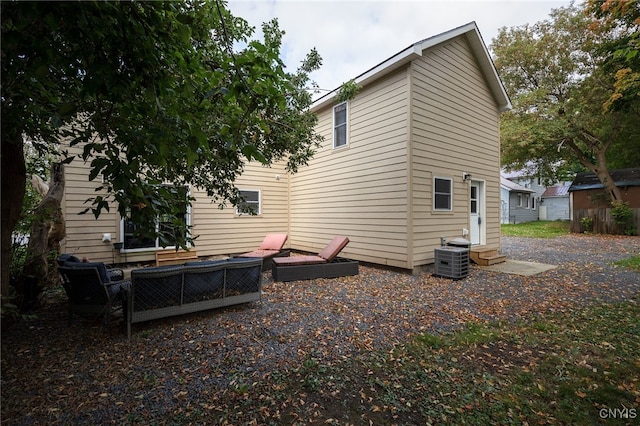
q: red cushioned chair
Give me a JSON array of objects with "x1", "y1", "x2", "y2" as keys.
[
  {"x1": 271, "y1": 236, "x2": 358, "y2": 281},
  {"x1": 237, "y1": 233, "x2": 290, "y2": 271}
]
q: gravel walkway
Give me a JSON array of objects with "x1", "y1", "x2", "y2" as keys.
[{"x1": 1, "y1": 234, "x2": 639, "y2": 424}]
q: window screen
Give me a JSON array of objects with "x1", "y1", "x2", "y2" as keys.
[{"x1": 434, "y1": 178, "x2": 452, "y2": 210}]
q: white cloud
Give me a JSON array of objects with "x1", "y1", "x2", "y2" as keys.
[{"x1": 228, "y1": 0, "x2": 575, "y2": 95}]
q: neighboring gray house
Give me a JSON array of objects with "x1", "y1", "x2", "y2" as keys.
[
  {"x1": 500, "y1": 177, "x2": 536, "y2": 224},
  {"x1": 501, "y1": 166, "x2": 572, "y2": 223},
  {"x1": 539, "y1": 184, "x2": 570, "y2": 221},
  {"x1": 502, "y1": 168, "x2": 547, "y2": 203}
]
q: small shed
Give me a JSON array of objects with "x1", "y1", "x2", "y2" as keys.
[
  {"x1": 540, "y1": 184, "x2": 570, "y2": 221},
  {"x1": 569, "y1": 168, "x2": 640, "y2": 234}
]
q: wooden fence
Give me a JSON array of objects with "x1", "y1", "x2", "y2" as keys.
[{"x1": 570, "y1": 207, "x2": 640, "y2": 235}]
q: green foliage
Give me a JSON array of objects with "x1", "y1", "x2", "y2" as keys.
[
  {"x1": 611, "y1": 200, "x2": 633, "y2": 223},
  {"x1": 15, "y1": 143, "x2": 54, "y2": 238},
  {"x1": 587, "y1": 0, "x2": 640, "y2": 113},
  {"x1": 614, "y1": 255, "x2": 640, "y2": 271},
  {"x1": 0, "y1": 294, "x2": 36, "y2": 323},
  {"x1": 336, "y1": 79, "x2": 361, "y2": 102},
  {"x1": 8, "y1": 241, "x2": 27, "y2": 290},
  {"x1": 493, "y1": 3, "x2": 640, "y2": 184},
  {"x1": 9, "y1": 144, "x2": 57, "y2": 293},
  {"x1": 580, "y1": 216, "x2": 594, "y2": 233},
  {"x1": 2, "y1": 1, "x2": 323, "y2": 249},
  {"x1": 258, "y1": 302, "x2": 640, "y2": 424},
  {"x1": 611, "y1": 200, "x2": 637, "y2": 235},
  {"x1": 501, "y1": 220, "x2": 570, "y2": 238}
]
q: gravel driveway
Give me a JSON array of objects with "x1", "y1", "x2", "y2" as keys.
[{"x1": 2, "y1": 234, "x2": 639, "y2": 424}]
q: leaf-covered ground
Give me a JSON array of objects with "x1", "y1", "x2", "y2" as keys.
[{"x1": 2, "y1": 234, "x2": 639, "y2": 425}]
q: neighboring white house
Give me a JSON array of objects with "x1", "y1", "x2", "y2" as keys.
[{"x1": 60, "y1": 22, "x2": 511, "y2": 273}]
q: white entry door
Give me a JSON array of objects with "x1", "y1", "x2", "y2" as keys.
[{"x1": 470, "y1": 181, "x2": 482, "y2": 245}]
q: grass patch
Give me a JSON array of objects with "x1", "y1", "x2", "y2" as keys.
[
  {"x1": 501, "y1": 220, "x2": 570, "y2": 238},
  {"x1": 217, "y1": 301, "x2": 640, "y2": 425},
  {"x1": 614, "y1": 255, "x2": 640, "y2": 271}
]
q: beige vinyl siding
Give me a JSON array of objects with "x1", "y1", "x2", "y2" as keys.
[
  {"x1": 290, "y1": 68, "x2": 412, "y2": 268},
  {"x1": 410, "y1": 37, "x2": 501, "y2": 265},
  {"x1": 60, "y1": 26, "x2": 506, "y2": 272},
  {"x1": 191, "y1": 161, "x2": 289, "y2": 258},
  {"x1": 61, "y1": 144, "x2": 121, "y2": 263},
  {"x1": 61, "y1": 142, "x2": 289, "y2": 264}
]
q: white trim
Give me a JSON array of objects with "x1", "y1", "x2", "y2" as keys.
[
  {"x1": 470, "y1": 179, "x2": 486, "y2": 245},
  {"x1": 236, "y1": 189, "x2": 261, "y2": 216},
  {"x1": 312, "y1": 22, "x2": 511, "y2": 113},
  {"x1": 332, "y1": 101, "x2": 349, "y2": 149},
  {"x1": 433, "y1": 176, "x2": 453, "y2": 211},
  {"x1": 119, "y1": 185, "x2": 191, "y2": 252}
]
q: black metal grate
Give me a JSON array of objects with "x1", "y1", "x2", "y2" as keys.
[
  {"x1": 434, "y1": 246, "x2": 469, "y2": 279},
  {"x1": 183, "y1": 265, "x2": 225, "y2": 303},
  {"x1": 130, "y1": 266, "x2": 184, "y2": 312},
  {"x1": 225, "y1": 258, "x2": 261, "y2": 296}
]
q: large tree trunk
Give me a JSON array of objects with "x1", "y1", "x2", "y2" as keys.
[
  {"x1": 1, "y1": 131, "x2": 26, "y2": 301},
  {"x1": 20, "y1": 163, "x2": 66, "y2": 309},
  {"x1": 566, "y1": 134, "x2": 624, "y2": 202},
  {"x1": 592, "y1": 149, "x2": 623, "y2": 203}
]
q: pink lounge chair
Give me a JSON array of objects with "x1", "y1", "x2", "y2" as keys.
[
  {"x1": 272, "y1": 236, "x2": 349, "y2": 266},
  {"x1": 237, "y1": 233, "x2": 290, "y2": 271},
  {"x1": 271, "y1": 236, "x2": 358, "y2": 281}
]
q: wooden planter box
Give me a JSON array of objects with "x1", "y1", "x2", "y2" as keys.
[{"x1": 272, "y1": 257, "x2": 359, "y2": 282}]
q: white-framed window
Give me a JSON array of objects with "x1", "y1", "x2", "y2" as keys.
[
  {"x1": 531, "y1": 196, "x2": 536, "y2": 209},
  {"x1": 517, "y1": 193, "x2": 523, "y2": 207},
  {"x1": 237, "y1": 189, "x2": 261, "y2": 215},
  {"x1": 333, "y1": 101, "x2": 348, "y2": 148},
  {"x1": 433, "y1": 177, "x2": 452, "y2": 211},
  {"x1": 121, "y1": 185, "x2": 190, "y2": 251},
  {"x1": 526, "y1": 194, "x2": 530, "y2": 208}
]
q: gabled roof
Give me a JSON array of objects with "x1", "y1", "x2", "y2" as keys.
[
  {"x1": 501, "y1": 168, "x2": 530, "y2": 180},
  {"x1": 569, "y1": 168, "x2": 640, "y2": 191},
  {"x1": 542, "y1": 185, "x2": 570, "y2": 198},
  {"x1": 311, "y1": 22, "x2": 511, "y2": 113},
  {"x1": 501, "y1": 177, "x2": 534, "y2": 193}
]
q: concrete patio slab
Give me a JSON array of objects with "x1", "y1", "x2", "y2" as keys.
[{"x1": 476, "y1": 259, "x2": 557, "y2": 276}]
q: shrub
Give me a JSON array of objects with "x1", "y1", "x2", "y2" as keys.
[
  {"x1": 580, "y1": 217, "x2": 593, "y2": 233},
  {"x1": 611, "y1": 201, "x2": 636, "y2": 235}
]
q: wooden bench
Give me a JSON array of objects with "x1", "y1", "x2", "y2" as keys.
[{"x1": 155, "y1": 249, "x2": 198, "y2": 267}]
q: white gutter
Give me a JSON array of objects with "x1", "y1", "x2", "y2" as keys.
[{"x1": 311, "y1": 22, "x2": 512, "y2": 113}]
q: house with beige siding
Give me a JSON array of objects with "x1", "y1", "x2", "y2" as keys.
[{"x1": 60, "y1": 22, "x2": 510, "y2": 273}]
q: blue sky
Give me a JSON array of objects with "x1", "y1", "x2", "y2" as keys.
[{"x1": 228, "y1": 0, "x2": 575, "y2": 96}]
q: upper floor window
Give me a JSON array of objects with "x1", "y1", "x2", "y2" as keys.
[
  {"x1": 237, "y1": 189, "x2": 260, "y2": 215},
  {"x1": 434, "y1": 177, "x2": 452, "y2": 211},
  {"x1": 333, "y1": 101, "x2": 348, "y2": 148}
]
